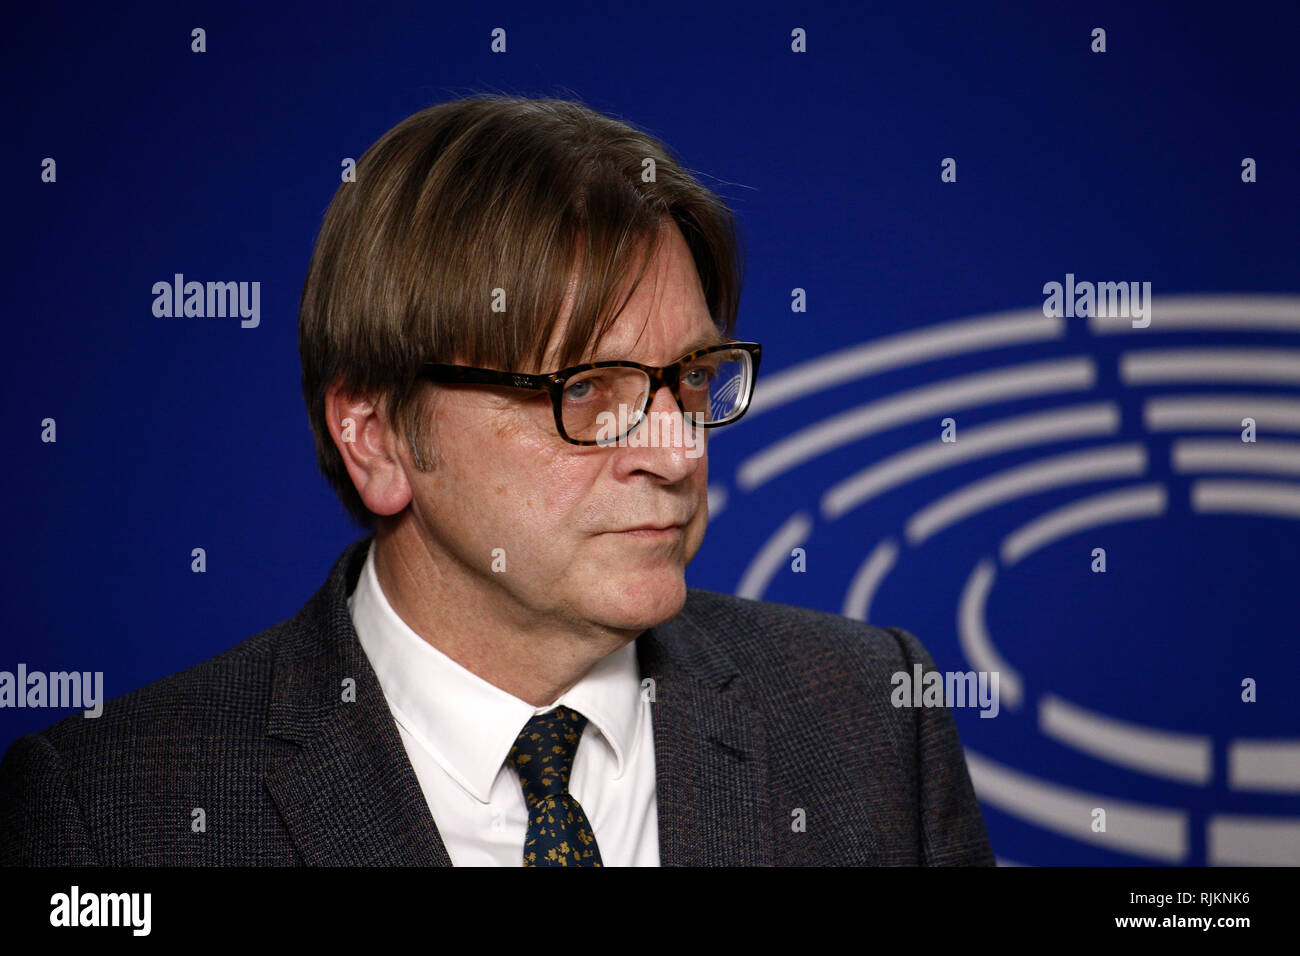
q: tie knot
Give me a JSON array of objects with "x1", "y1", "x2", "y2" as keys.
[{"x1": 508, "y1": 706, "x2": 589, "y2": 802}]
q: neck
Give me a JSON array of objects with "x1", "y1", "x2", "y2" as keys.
[{"x1": 369, "y1": 520, "x2": 636, "y2": 707}]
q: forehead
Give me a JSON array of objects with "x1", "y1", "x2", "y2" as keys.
[
  {"x1": 547, "y1": 221, "x2": 723, "y2": 368},
  {"x1": 588, "y1": 323, "x2": 726, "y2": 365}
]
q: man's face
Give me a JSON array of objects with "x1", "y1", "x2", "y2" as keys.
[{"x1": 400, "y1": 222, "x2": 719, "y2": 635}]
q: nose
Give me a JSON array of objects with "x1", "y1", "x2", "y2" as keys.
[
  {"x1": 615, "y1": 383, "x2": 704, "y2": 479},
  {"x1": 643, "y1": 382, "x2": 688, "y2": 429}
]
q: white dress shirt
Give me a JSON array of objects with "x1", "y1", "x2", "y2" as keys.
[{"x1": 347, "y1": 542, "x2": 660, "y2": 866}]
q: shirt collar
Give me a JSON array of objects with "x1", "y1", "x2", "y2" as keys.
[{"x1": 347, "y1": 541, "x2": 642, "y2": 802}]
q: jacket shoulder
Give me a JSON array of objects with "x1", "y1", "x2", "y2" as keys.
[
  {"x1": 673, "y1": 586, "x2": 938, "y2": 760},
  {"x1": 679, "y1": 586, "x2": 929, "y2": 674},
  {"x1": 36, "y1": 620, "x2": 286, "y2": 754},
  {"x1": 674, "y1": 588, "x2": 994, "y2": 866},
  {"x1": 0, "y1": 620, "x2": 296, "y2": 865}
]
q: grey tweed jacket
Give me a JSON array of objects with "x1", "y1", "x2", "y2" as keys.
[{"x1": 0, "y1": 535, "x2": 994, "y2": 866}]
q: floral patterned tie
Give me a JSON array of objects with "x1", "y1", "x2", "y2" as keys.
[{"x1": 507, "y1": 706, "x2": 604, "y2": 867}]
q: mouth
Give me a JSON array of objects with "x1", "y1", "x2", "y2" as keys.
[{"x1": 608, "y1": 522, "x2": 687, "y2": 537}]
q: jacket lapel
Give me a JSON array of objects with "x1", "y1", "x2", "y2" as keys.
[
  {"x1": 639, "y1": 602, "x2": 773, "y2": 866},
  {"x1": 264, "y1": 536, "x2": 453, "y2": 866}
]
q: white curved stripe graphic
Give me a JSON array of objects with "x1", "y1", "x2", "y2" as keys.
[
  {"x1": 1090, "y1": 294, "x2": 1300, "y2": 334},
  {"x1": 711, "y1": 376, "x2": 743, "y2": 419},
  {"x1": 1039, "y1": 694, "x2": 1212, "y2": 785},
  {"x1": 958, "y1": 557, "x2": 1023, "y2": 710},
  {"x1": 965, "y1": 750, "x2": 1188, "y2": 861},
  {"x1": 1191, "y1": 479, "x2": 1300, "y2": 519},
  {"x1": 1208, "y1": 816, "x2": 1300, "y2": 866},
  {"x1": 906, "y1": 444, "x2": 1147, "y2": 545},
  {"x1": 735, "y1": 511, "x2": 812, "y2": 600},
  {"x1": 743, "y1": 311, "x2": 1065, "y2": 419},
  {"x1": 1173, "y1": 438, "x2": 1300, "y2": 477},
  {"x1": 706, "y1": 483, "x2": 727, "y2": 519},
  {"x1": 1000, "y1": 484, "x2": 1167, "y2": 567},
  {"x1": 841, "y1": 538, "x2": 898, "y2": 622},
  {"x1": 1228, "y1": 740, "x2": 1300, "y2": 793},
  {"x1": 1145, "y1": 394, "x2": 1300, "y2": 433},
  {"x1": 822, "y1": 403, "x2": 1120, "y2": 521},
  {"x1": 1121, "y1": 348, "x2": 1300, "y2": 385},
  {"x1": 738, "y1": 357, "x2": 1096, "y2": 491}
]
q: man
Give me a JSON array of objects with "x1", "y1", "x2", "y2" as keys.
[{"x1": 0, "y1": 94, "x2": 993, "y2": 866}]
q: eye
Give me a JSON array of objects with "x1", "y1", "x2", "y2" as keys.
[
  {"x1": 563, "y1": 378, "x2": 597, "y2": 402},
  {"x1": 682, "y1": 365, "x2": 716, "y2": 389}
]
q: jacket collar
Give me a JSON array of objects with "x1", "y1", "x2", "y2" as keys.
[{"x1": 265, "y1": 535, "x2": 771, "y2": 866}]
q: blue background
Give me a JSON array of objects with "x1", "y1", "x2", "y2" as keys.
[{"x1": 4, "y1": 0, "x2": 1298, "y2": 865}]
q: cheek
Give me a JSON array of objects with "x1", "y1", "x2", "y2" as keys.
[
  {"x1": 533, "y1": 453, "x2": 606, "y2": 524},
  {"x1": 686, "y1": 461, "x2": 710, "y2": 551},
  {"x1": 482, "y1": 426, "x2": 605, "y2": 527},
  {"x1": 685, "y1": 502, "x2": 708, "y2": 555}
]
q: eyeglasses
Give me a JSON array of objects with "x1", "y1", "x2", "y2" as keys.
[{"x1": 419, "y1": 341, "x2": 762, "y2": 445}]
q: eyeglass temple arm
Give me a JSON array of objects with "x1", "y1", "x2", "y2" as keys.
[{"x1": 421, "y1": 364, "x2": 551, "y2": 391}]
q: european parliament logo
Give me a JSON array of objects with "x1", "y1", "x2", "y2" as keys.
[{"x1": 704, "y1": 293, "x2": 1300, "y2": 866}]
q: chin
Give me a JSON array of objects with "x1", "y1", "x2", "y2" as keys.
[{"x1": 592, "y1": 569, "x2": 687, "y2": 631}]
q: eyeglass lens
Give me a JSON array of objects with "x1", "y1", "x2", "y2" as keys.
[{"x1": 560, "y1": 348, "x2": 752, "y2": 441}]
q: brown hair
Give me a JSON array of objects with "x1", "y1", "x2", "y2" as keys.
[{"x1": 298, "y1": 93, "x2": 745, "y2": 528}]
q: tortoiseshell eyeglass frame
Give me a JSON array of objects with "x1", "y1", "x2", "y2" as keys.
[{"x1": 418, "y1": 341, "x2": 762, "y2": 445}]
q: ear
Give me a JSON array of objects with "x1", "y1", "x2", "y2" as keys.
[{"x1": 324, "y1": 382, "x2": 413, "y2": 517}]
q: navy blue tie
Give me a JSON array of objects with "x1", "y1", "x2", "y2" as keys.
[{"x1": 507, "y1": 706, "x2": 604, "y2": 867}]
